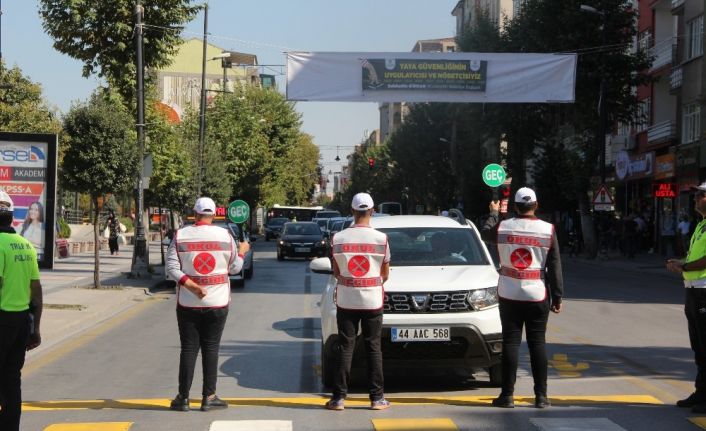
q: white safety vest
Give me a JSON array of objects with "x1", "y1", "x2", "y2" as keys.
[
  {"x1": 496, "y1": 217, "x2": 554, "y2": 302},
  {"x1": 174, "y1": 224, "x2": 236, "y2": 308},
  {"x1": 332, "y1": 226, "x2": 388, "y2": 311}
]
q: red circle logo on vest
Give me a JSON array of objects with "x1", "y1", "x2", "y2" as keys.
[
  {"x1": 348, "y1": 255, "x2": 370, "y2": 277},
  {"x1": 193, "y1": 252, "x2": 216, "y2": 274},
  {"x1": 510, "y1": 248, "x2": 532, "y2": 269}
]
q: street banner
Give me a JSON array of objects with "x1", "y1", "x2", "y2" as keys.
[
  {"x1": 286, "y1": 52, "x2": 577, "y2": 103},
  {"x1": 0, "y1": 132, "x2": 58, "y2": 268}
]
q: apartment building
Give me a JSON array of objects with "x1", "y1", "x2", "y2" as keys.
[
  {"x1": 153, "y1": 38, "x2": 259, "y2": 121},
  {"x1": 609, "y1": 0, "x2": 703, "y2": 253},
  {"x1": 452, "y1": 0, "x2": 515, "y2": 33}
]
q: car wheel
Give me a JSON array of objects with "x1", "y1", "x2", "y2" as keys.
[
  {"x1": 245, "y1": 265, "x2": 254, "y2": 279},
  {"x1": 164, "y1": 280, "x2": 176, "y2": 289},
  {"x1": 321, "y1": 342, "x2": 335, "y2": 389},
  {"x1": 488, "y1": 363, "x2": 502, "y2": 387},
  {"x1": 277, "y1": 251, "x2": 284, "y2": 261},
  {"x1": 230, "y1": 278, "x2": 245, "y2": 289}
]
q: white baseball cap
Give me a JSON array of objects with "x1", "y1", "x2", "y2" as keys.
[
  {"x1": 515, "y1": 187, "x2": 537, "y2": 204},
  {"x1": 193, "y1": 197, "x2": 216, "y2": 214},
  {"x1": 0, "y1": 190, "x2": 13, "y2": 211},
  {"x1": 351, "y1": 192, "x2": 374, "y2": 211}
]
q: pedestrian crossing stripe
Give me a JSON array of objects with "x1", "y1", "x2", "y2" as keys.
[
  {"x1": 44, "y1": 423, "x2": 132, "y2": 431},
  {"x1": 22, "y1": 395, "x2": 662, "y2": 411},
  {"x1": 690, "y1": 417, "x2": 706, "y2": 429},
  {"x1": 531, "y1": 418, "x2": 627, "y2": 430},
  {"x1": 210, "y1": 421, "x2": 292, "y2": 431},
  {"x1": 372, "y1": 418, "x2": 457, "y2": 430}
]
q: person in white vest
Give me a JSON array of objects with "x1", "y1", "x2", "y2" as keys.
[
  {"x1": 481, "y1": 187, "x2": 563, "y2": 409},
  {"x1": 325, "y1": 192, "x2": 392, "y2": 411},
  {"x1": 166, "y1": 197, "x2": 249, "y2": 412}
]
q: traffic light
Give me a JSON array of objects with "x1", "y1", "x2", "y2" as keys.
[
  {"x1": 368, "y1": 157, "x2": 375, "y2": 170},
  {"x1": 500, "y1": 185, "x2": 511, "y2": 199}
]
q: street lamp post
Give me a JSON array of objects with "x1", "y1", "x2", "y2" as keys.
[{"x1": 580, "y1": 4, "x2": 608, "y2": 185}]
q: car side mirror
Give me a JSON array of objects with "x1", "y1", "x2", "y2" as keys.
[{"x1": 310, "y1": 257, "x2": 333, "y2": 274}]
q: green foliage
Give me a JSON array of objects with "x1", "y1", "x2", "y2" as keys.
[
  {"x1": 61, "y1": 90, "x2": 139, "y2": 198},
  {"x1": 0, "y1": 61, "x2": 62, "y2": 134},
  {"x1": 38, "y1": 0, "x2": 200, "y2": 104},
  {"x1": 57, "y1": 217, "x2": 72, "y2": 239},
  {"x1": 179, "y1": 86, "x2": 319, "y2": 207},
  {"x1": 119, "y1": 216, "x2": 133, "y2": 233}
]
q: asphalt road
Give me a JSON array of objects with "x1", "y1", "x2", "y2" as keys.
[{"x1": 19, "y1": 240, "x2": 706, "y2": 431}]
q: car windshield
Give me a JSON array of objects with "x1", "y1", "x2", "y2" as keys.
[
  {"x1": 378, "y1": 227, "x2": 488, "y2": 266},
  {"x1": 268, "y1": 218, "x2": 288, "y2": 226},
  {"x1": 315, "y1": 219, "x2": 328, "y2": 229},
  {"x1": 284, "y1": 223, "x2": 321, "y2": 236},
  {"x1": 316, "y1": 211, "x2": 341, "y2": 219}
]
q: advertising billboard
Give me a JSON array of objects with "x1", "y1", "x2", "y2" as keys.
[{"x1": 0, "y1": 132, "x2": 58, "y2": 268}]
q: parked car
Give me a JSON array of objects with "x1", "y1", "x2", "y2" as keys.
[
  {"x1": 277, "y1": 222, "x2": 328, "y2": 260},
  {"x1": 265, "y1": 217, "x2": 289, "y2": 241},
  {"x1": 311, "y1": 215, "x2": 502, "y2": 388},
  {"x1": 164, "y1": 220, "x2": 254, "y2": 288}
]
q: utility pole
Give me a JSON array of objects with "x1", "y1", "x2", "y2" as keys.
[
  {"x1": 1, "y1": 0, "x2": 3, "y2": 61},
  {"x1": 130, "y1": 1, "x2": 149, "y2": 277},
  {"x1": 197, "y1": 3, "x2": 209, "y2": 196}
]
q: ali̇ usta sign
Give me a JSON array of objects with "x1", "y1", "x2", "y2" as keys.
[{"x1": 652, "y1": 183, "x2": 677, "y2": 198}]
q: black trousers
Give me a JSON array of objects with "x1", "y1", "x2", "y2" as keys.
[
  {"x1": 498, "y1": 296, "x2": 550, "y2": 397},
  {"x1": 176, "y1": 305, "x2": 228, "y2": 397},
  {"x1": 108, "y1": 237, "x2": 119, "y2": 254},
  {"x1": 685, "y1": 288, "x2": 706, "y2": 394},
  {"x1": 0, "y1": 310, "x2": 30, "y2": 431},
  {"x1": 333, "y1": 308, "x2": 384, "y2": 401}
]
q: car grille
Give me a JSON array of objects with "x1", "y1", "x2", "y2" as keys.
[
  {"x1": 383, "y1": 291, "x2": 472, "y2": 313},
  {"x1": 292, "y1": 242, "x2": 315, "y2": 247}
]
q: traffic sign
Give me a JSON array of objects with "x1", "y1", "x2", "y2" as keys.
[
  {"x1": 227, "y1": 199, "x2": 250, "y2": 224},
  {"x1": 482, "y1": 164, "x2": 506, "y2": 187},
  {"x1": 592, "y1": 184, "x2": 614, "y2": 212}
]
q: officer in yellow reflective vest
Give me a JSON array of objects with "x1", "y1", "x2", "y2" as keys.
[{"x1": 668, "y1": 182, "x2": 706, "y2": 413}]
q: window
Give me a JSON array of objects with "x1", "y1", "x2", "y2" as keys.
[
  {"x1": 635, "y1": 98, "x2": 651, "y2": 133},
  {"x1": 687, "y1": 16, "x2": 704, "y2": 60},
  {"x1": 682, "y1": 103, "x2": 701, "y2": 144},
  {"x1": 379, "y1": 228, "x2": 488, "y2": 267},
  {"x1": 638, "y1": 30, "x2": 652, "y2": 53}
]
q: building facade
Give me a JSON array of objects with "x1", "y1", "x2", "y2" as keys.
[{"x1": 452, "y1": 0, "x2": 515, "y2": 34}]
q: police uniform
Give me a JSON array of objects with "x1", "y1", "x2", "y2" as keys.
[
  {"x1": 326, "y1": 193, "x2": 391, "y2": 410},
  {"x1": 0, "y1": 192, "x2": 42, "y2": 431},
  {"x1": 166, "y1": 197, "x2": 244, "y2": 411},
  {"x1": 482, "y1": 187, "x2": 563, "y2": 408},
  {"x1": 680, "y1": 216, "x2": 706, "y2": 406}
]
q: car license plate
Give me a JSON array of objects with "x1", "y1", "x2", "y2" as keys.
[
  {"x1": 391, "y1": 327, "x2": 450, "y2": 342},
  {"x1": 295, "y1": 247, "x2": 311, "y2": 253}
]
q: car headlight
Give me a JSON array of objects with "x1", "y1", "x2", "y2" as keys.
[
  {"x1": 279, "y1": 240, "x2": 289, "y2": 246},
  {"x1": 320, "y1": 240, "x2": 326, "y2": 246},
  {"x1": 467, "y1": 286, "x2": 498, "y2": 310}
]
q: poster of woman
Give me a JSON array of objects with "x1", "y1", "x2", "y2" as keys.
[{"x1": 20, "y1": 201, "x2": 45, "y2": 259}]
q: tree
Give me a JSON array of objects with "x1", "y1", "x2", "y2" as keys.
[
  {"x1": 0, "y1": 61, "x2": 61, "y2": 134},
  {"x1": 62, "y1": 91, "x2": 138, "y2": 288},
  {"x1": 39, "y1": 0, "x2": 200, "y2": 104}
]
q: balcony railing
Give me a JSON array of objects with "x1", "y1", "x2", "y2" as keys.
[
  {"x1": 671, "y1": 0, "x2": 685, "y2": 12},
  {"x1": 647, "y1": 120, "x2": 676, "y2": 144},
  {"x1": 650, "y1": 38, "x2": 675, "y2": 71},
  {"x1": 670, "y1": 66, "x2": 683, "y2": 91}
]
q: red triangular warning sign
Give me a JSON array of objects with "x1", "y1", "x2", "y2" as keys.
[{"x1": 592, "y1": 184, "x2": 614, "y2": 205}]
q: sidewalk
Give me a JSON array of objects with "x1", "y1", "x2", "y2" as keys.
[
  {"x1": 566, "y1": 248, "x2": 681, "y2": 280},
  {"x1": 28, "y1": 243, "x2": 169, "y2": 363}
]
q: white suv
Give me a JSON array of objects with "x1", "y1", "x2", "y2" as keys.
[{"x1": 310, "y1": 215, "x2": 502, "y2": 387}]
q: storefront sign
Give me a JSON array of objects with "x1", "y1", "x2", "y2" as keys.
[
  {"x1": 654, "y1": 154, "x2": 675, "y2": 180},
  {"x1": 652, "y1": 183, "x2": 677, "y2": 198},
  {"x1": 0, "y1": 133, "x2": 58, "y2": 268},
  {"x1": 615, "y1": 151, "x2": 654, "y2": 181}
]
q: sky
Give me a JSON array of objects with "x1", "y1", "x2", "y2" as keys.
[{"x1": 2, "y1": 0, "x2": 459, "y2": 178}]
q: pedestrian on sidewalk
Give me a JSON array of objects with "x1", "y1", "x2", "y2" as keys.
[
  {"x1": 678, "y1": 215, "x2": 692, "y2": 257},
  {"x1": 324, "y1": 192, "x2": 392, "y2": 411},
  {"x1": 481, "y1": 187, "x2": 563, "y2": 409},
  {"x1": 104, "y1": 210, "x2": 121, "y2": 255},
  {"x1": 0, "y1": 190, "x2": 43, "y2": 431},
  {"x1": 661, "y1": 209, "x2": 676, "y2": 257},
  {"x1": 166, "y1": 197, "x2": 249, "y2": 413},
  {"x1": 668, "y1": 183, "x2": 706, "y2": 413}
]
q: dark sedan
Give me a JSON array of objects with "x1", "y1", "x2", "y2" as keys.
[
  {"x1": 265, "y1": 217, "x2": 289, "y2": 241},
  {"x1": 277, "y1": 222, "x2": 328, "y2": 260}
]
